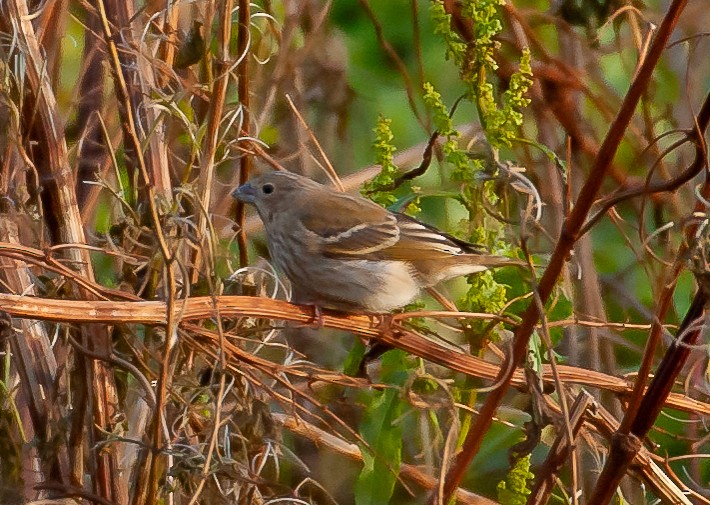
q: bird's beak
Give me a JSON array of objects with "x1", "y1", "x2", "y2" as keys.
[{"x1": 231, "y1": 182, "x2": 256, "y2": 203}]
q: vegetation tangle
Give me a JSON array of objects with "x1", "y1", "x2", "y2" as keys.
[{"x1": 0, "y1": 0, "x2": 708, "y2": 504}]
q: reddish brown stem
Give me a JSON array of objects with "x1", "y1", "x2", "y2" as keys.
[
  {"x1": 431, "y1": 0, "x2": 689, "y2": 502},
  {"x1": 587, "y1": 79, "x2": 710, "y2": 505},
  {"x1": 358, "y1": 0, "x2": 427, "y2": 131},
  {"x1": 619, "y1": 90, "x2": 710, "y2": 432},
  {"x1": 588, "y1": 292, "x2": 706, "y2": 504}
]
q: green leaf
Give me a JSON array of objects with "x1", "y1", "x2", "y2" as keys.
[
  {"x1": 355, "y1": 351, "x2": 407, "y2": 505},
  {"x1": 343, "y1": 339, "x2": 367, "y2": 377}
]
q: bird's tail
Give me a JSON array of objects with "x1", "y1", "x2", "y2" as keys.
[
  {"x1": 471, "y1": 254, "x2": 527, "y2": 268},
  {"x1": 421, "y1": 254, "x2": 527, "y2": 286}
]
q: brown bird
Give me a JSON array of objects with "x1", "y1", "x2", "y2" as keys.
[{"x1": 232, "y1": 171, "x2": 522, "y2": 313}]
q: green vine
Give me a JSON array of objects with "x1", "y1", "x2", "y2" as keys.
[
  {"x1": 497, "y1": 454, "x2": 535, "y2": 505},
  {"x1": 426, "y1": 0, "x2": 533, "y2": 332},
  {"x1": 362, "y1": 115, "x2": 399, "y2": 208},
  {"x1": 363, "y1": 115, "x2": 421, "y2": 214}
]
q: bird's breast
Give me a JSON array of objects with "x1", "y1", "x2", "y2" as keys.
[
  {"x1": 356, "y1": 260, "x2": 421, "y2": 312},
  {"x1": 263, "y1": 219, "x2": 423, "y2": 312}
]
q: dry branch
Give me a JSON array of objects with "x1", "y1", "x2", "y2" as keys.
[
  {"x1": 7, "y1": 0, "x2": 124, "y2": 498},
  {"x1": 0, "y1": 293, "x2": 707, "y2": 418},
  {"x1": 433, "y1": 0, "x2": 690, "y2": 501}
]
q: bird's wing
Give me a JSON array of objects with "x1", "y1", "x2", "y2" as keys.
[
  {"x1": 379, "y1": 213, "x2": 488, "y2": 261},
  {"x1": 388, "y1": 214, "x2": 525, "y2": 271},
  {"x1": 300, "y1": 192, "x2": 509, "y2": 265},
  {"x1": 300, "y1": 193, "x2": 401, "y2": 256}
]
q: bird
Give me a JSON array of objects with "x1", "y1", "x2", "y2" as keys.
[{"x1": 232, "y1": 171, "x2": 523, "y2": 313}]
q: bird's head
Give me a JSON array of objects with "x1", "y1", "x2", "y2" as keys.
[{"x1": 231, "y1": 171, "x2": 322, "y2": 220}]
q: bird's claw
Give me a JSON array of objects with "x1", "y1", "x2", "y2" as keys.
[
  {"x1": 310, "y1": 305, "x2": 325, "y2": 329},
  {"x1": 371, "y1": 313, "x2": 395, "y2": 333}
]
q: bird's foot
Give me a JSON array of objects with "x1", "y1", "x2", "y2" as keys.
[
  {"x1": 310, "y1": 305, "x2": 325, "y2": 329},
  {"x1": 289, "y1": 303, "x2": 325, "y2": 329},
  {"x1": 370, "y1": 312, "x2": 396, "y2": 333}
]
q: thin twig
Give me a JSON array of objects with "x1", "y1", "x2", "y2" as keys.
[
  {"x1": 357, "y1": 0, "x2": 428, "y2": 131},
  {"x1": 284, "y1": 94, "x2": 343, "y2": 190},
  {"x1": 430, "y1": 0, "x2": 689, "y2": 501},
  {"x1": 235, "y1": 0, "x2": 251, "y2": 268}
]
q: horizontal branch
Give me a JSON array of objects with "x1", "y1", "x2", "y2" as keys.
[{"x1": 0, "y1": 293, "x2": 707, "y2": 416}]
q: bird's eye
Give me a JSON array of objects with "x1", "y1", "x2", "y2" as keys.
[{"x1": 262, "y1": 183, "x2": 274, "y2": 195}]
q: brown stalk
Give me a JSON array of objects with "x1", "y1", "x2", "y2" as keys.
[
  {"x1": 93, "y1": 0, "x2": 173, "y2": 261},
  {"x1": 431, "y1": 0, "x2": 688, "y2": 502},
  {"x1": 36, "y1": 0, "x2": 68, "y2": 89},
  {"x1": 8, "y1": 0, "x2": 125, "y2": 500},
  {"x1": 157, "y1": 2, "x2": 180, "y2": 84},
  {"x1": 275, "y1": 413, "x2": 496, "y2": 505},
  {"x1": 0, "y1": 293, "x2": 708, "y2": 418},
  {"x1": 192, "y1": 0, "x2": 235, "y2": 280},
  {"x1": 0, "y1": 218, "x2": 72, "y2": 494},
  {"x1": 75, "y1": 8, "x2": 108, "y2": 210},
  {"x1": 187, "y1": 321, "x2": 699, "y2": 505},
  {"x1": 91, "y1": 2, "x2": 179, "y2": 502},
  {"x1": 527, "y1": 391, "x2": 593, "y2": 505},
  {"x1": 410, "y1": 0, "x2": 425, "y2": 94},
  {"x1": 284, "y1": 94, "x2": 343, "y2": 190},
  {"x1": 357, "y1": 0, "x2": 428, "y2": 131},
  {"x1": 187, "y1": 321, "x2": 698, "y2": 505},
  {"x1": 587, "y1": 97, "x2": 710, "y2": 502},
  {"x1": 182, "y1": 325, "x2": 392, "y2": 492},
  {"x1": 588, "y1": 293, "x2": 706, "y2": 505},
  {"x1": 235, "y1": 0, "x2": 252, "y2": 268},
  {"x1": 580, "y1": 92, "x2": 710, "y2": 237},
  {"x1": 618, "y1": 91, "x2": 710, "y2": 430},
  {"x1": 0, "y1": 246, "x2": 112, "y2": 301},
  {"x1": 501, "y1": 3, "x2": 668, "y2": 208},
  {"x1": 98, "y1": 0, "x2": 172, "y2": 201},
  {"x1": 584, "y1": 396, "x2": 697, "y2": 504}
]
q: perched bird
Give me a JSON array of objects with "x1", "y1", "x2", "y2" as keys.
[{"x1": 232, "y1": 171, "x2": 522, "y2": 313}]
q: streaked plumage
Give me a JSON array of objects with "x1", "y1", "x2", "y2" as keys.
[{"x1": 232, "y1": 171, "x2": 521, "y2": 312}]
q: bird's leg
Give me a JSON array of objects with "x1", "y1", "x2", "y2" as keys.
[
  {"x1": 372, "y1": 312, "x2": 395, "y2": 332},
  {"x1": 289, "y1": 303, "x2": 325, "y2": 329},
  {"x1": 296, "y1": 305, "x2": 324, "y2": 328},
  {"x1": 299, "y1": 305, "x2": 352, "y2": 329},
  {"x1": 310, "y1": 304, "x2": 325, "y2": 329}
]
